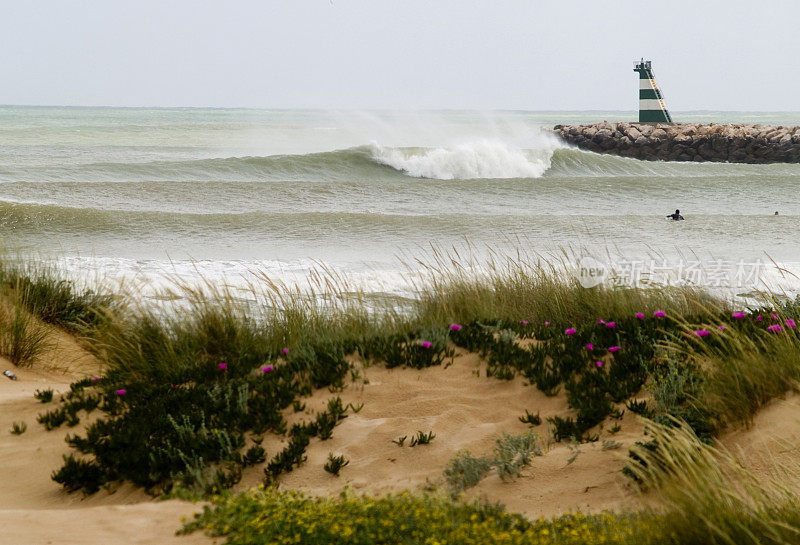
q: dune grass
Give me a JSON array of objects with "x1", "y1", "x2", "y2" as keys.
[
  {"x1": 10, "y1": 249, "x2": 796, "y2": 500},
  {"x1": 625, "y1": 420, "x2": 800, "y2": 545},
  {"x1": 663, "y1": 308, "x2": 800, "y2": 429},
  {"x1": 0, "y1": 257, "x2": 118, "y2": 333},
  {"x1": 411, "y1": 247, "x2": 718, "y2": 328},
  {"x1": 0, "y1": 303, "x2": 51, "y2": 366}
]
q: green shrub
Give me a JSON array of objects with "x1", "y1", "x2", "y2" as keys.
[
  {"x1": 444, "y1": 431, "x2": 542, "y2": 494},
  {"x1": 34, "y1": 388, "x2": 54, "y2": 403},
  {"x1": 409, "y1": 430, "x2": 435, "y2": 446},
  {"x1": 52, "y1": 454, "x2": 106, "y2": 493},
  {"x1": 444, "y1": 451, "x2": 493, "y2": 494},
  {"x1": 493, "y1": 430, "x2": 542, "y2": 481},
  {"x1": 519, "y1": 410, "x2": 541, "y2": 426},
  {"x1": 10, "y1": 421, "x2": 27, "y2": 435},
  {"x1": 244, "y1": 444, "x2": 266, "y2": 466},
  {"x1": 323, "y1": 453, "x2": 349, "y2": 476}
]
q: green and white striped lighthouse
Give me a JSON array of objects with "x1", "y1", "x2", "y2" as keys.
[{"x1": 634, "y1": 59, "x2": 672, "y2": 123}]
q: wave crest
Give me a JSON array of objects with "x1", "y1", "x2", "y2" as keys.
[{"x1": 369, "y1": 140, "x2": 556, "y2": 180}]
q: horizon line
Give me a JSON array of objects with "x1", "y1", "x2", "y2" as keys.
[{"x1": 2, "y1": 104, "x2": 800, "y2": 114}]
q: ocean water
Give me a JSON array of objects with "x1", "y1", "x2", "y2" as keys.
[{"x1": 1, "y1": 107, "x2": 799, "y2": 298}]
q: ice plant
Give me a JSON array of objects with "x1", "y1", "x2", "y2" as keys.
[
  {"x1": 608, "y1": 345, "x2": 621, "y2": 352},
  {"x1": 261, "y1": 365, "x2": 274, "y2": 373},
  {"x1": 694, "y1": 329, "x2": 710, "y2": 337},
  {"x1": 772, "y1": 313, "x2": 779, "y2": 320},
  {"x1": 786, "y1": 319, "x2": 797, "y2": 328},
  {"x1": 635, "y1": 312, "x2": 645, "y2": 319},
  {"x1": 598, "y1": 319, "x2": 606, "y2": 324},
  {"x1": 596, "y1": 361, "x2": 603, "y2": 368},
  {"x1": 218, "y1": 363, "x2": 227, "y2": 370},
  {"x1": 586, "y1": 343, "x2": 594, "y2": 351},
  {"x1": 732, "y1": 312, "x2": 747, "y2": 319},
  {"x1": 91, "y1": 377, "x2": 100, "y2": 382},
  {"x1": 544, "y1": 321, "x2": 550, "y2": 326},
  {"x1": 421, "y1": 341, "x2": 432, "y2": 348},
  {"x1": 282, "y1": 348, "x2": 290, "y2": 355},
  {"x1": 565, "y1": 327, "x2": 576, "y2": 336},
  {"x1": 654, "y1": 310, "x2": 666, "y2": 318},
  {"x1": 719, "y1": 325, "x2": 726, "y2": 331},
  {"x1": 767, "y1": 324, "x2": 783, "y2": 332},
  {"x1": 605, "y1": 321, "x2": 616, "y2": 328},
  {"x1": 757, "y1": 315, "x2": 763, "y2": 321},
  {"x1": 519, "y1": 320, "x2": 529, "y2": 326},
  {"x1": 115, "y1": 389, "x2": 126, "y2": 396},
  {"x1": 449, "y1": 323, "x2": 462, "y2": 331}
]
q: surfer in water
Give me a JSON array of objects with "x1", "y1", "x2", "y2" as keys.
[{"x1": 667, "y1": 209, "x2": 684, "y2": 221}]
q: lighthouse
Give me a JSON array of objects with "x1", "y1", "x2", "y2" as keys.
[{"x1": 634, "y1": 59, "x2": 672, "y2": 123}]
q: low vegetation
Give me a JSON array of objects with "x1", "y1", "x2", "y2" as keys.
[
  {"x1": 0, "y1": 258, "x2": 117, "y2": 333},
  {"x1": 10, "y1": 421, "x2": 27, "y2": 435},
  {"x1": 184, "y1": 422, "x2": 800, "y2": 545},
  {"x1": 0, "y1": 304, "x2": 50, "y2": 366},
  {"x1": 444, "y1": 430, "x2": 543, "y2": 494},
  {"x1": 3, "y1": 249, "x2": 799, "y2": 545},
  {"x1": 323, "y1": 453, "x2": 349, "y2": 476}
]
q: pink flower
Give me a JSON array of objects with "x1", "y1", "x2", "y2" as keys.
[
  {"x1": 654, "y1": 311, "x2": 666, "y2": 318},
  {"x1": 262, "y1": 365, "x2": 274, "y2": 373},
  {"x1": 565, "y1": 327, "x2": 576, "y2": 336},
  {"x1": 772, "y1": 313, "x2": 779, "y2": 320},
  {"x1": 596, "y1": 361, "x2": 603, "y2": 368},
  {"x1": 282, "y1": 347, "x2": 290, "y2": 355},
  {"x1": 520, "y1": 321, "x2": 529, "y2": 326},
  {"x1": 218, "y1": 363, "x2": 227, "y2": 370},
  {"x1": 449, "y1": 323, "x2": 462, "y2": 331},
  {"x1": 605, "y1": 321, "x2": 616, "y2": 328},
  {"x1": 115, "y1": 389, "x2": 126, "y2": 396},
  {"x1": 544, "y1": 321, "x2": 550, "y2": 326},
  {"x1": 768, "y1": 324, "x2": 783, "y2": 332},
  {"x1": 786, "y1": 319, "x2": 797, "y2": 328},
  {"x1": 694, "y1": 329, "x2": 710, "y2": 337},
  {"x1": 732, "y1": 312, "x2": 747, "y2": 319},
  {"x1": 586, "y1": 343, "x2": 594, "y2": 351},
  {"x1": 608, "y1": 345, "x2": 621, "y2": 352},
  {"x1": 635, "y1": 312, "x2": 645, "y2": 320},
  {"x1": 91, "y1": 377, "x2": 100, "y2": 382},
  {"x1": 598, "y1": 319, "x2": 606, "y2": 324},
  {"x1": 421, "y1": 341, "x2": 432, "y2": 348},
  {"x1": 757, "y1": 315, "x2": 763, "y2": 321},
  {"x1": 718, "y1": 325, "x2": 725, "y2": 331}
]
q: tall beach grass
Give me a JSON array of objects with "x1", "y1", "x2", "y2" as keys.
[{"x1": 4, "y1": 248, "x2": 797, "y2": 500}]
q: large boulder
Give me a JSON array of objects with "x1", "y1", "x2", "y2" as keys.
[{"x1": 650, "y1": 128, "x2": 668, "y2": 140}]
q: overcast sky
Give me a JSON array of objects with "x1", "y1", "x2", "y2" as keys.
[{"x1": 2, "y1": 1, "x2": 797, "y2": 111}]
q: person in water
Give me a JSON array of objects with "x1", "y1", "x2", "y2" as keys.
[{"x1": 667, "y1": 209, "x2": 684, "y2": 221}]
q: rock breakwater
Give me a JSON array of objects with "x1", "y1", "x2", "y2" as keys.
[{"x1": 553, "y1": 122, "x2": 800, "y2": 163}]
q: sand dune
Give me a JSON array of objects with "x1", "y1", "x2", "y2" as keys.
[
  {"x1": 3, "y1": 333, "x2": 799, "y2": 544},
  {"x1": 0, "y1": 341, "x2": 214, "y2": 545},
  {"x1": 238, "y1": 350, "x2": 647, "y2": 518}
]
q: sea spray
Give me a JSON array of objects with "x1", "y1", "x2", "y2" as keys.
[{"x1": 368, "y1": 139, "x2": 557, "y2": 179}]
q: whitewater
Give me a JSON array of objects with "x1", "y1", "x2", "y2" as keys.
[{"x1": 1, "y1": 107, "x2": 799, "y2": 299}]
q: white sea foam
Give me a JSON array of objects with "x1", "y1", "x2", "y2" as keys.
[{"x1": 369, "y1": 138, "x2": 558, "y2": 179}]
